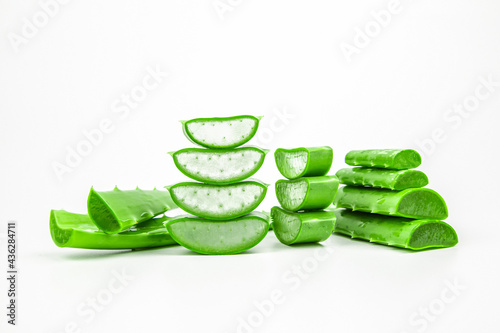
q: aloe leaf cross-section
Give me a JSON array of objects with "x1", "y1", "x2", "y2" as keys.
[
  {"x1": 345, "y1": 149, "x2": 422, "y2": 170},
  {"x1": 275, "y1": 146, "x2": 333, "y2": 179},
  {"x1": 336, "y1": 167, "x2": 429, "y2": 190},
  {"x1": 275, "y1": 176, "x2": 339, "y2": 211}
]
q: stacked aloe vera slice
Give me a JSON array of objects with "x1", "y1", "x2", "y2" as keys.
[
  {"x1": 165, "y1": 115, "x2": 271, "y2": 254},
  {"x1": 333, "y1": 149, "x2": 458, "y2": 250}
]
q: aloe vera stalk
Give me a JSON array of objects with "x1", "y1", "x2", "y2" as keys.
[
  {"x1": 50, "y1": 210, "x2": 177, "y2": 249},
  {"x1": 336, "y1": 167, "x2": 429, "y2": 190},
  {"x1": 181, "y1": 115, "x2": 261, "y2": 149},
  {"x1": 271, "y1": 206, "x2": 335, "y2": 245},
  {"x1": 345, "y1": 149, "x2": 422, "y2": 170},
  {"x1": 170, "y1": 146, "x2": 268, "y2": 184},
  {"x1": 334, "y1": 186, "x2": 448, "y2": 220},
  {"x1": 166, "y1": 180, "x2": 268, "y2": 220},
  {"x1": 275, "y1": 146, "x2": 333, "y2": 179},
  {"x1": 275, "y1": 176, "x2": 339, "y2": 211},
  {"x1": 332, "y1": 209, "x2": 458, "y2": 250},
  {"x1": 165, "y1": 212, "x2": 270, "y2": 255},
  {"x1": 87, "y1": 187, "x2": 177, "y2": 234}
]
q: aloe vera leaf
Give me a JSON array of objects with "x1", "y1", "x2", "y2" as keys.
[
  {"x1": 334, "y1": 186, "x2": 448, "y2": 220},
  {"x1": 50, "y1": 210, "x2": 177, "y2": 249},
  {"x1": 270, "y1": 206, "x2": 335, "y2": 245},
  {"x1": 170, "y1": 146, "x2": 268, "y2": 184},
  {"x1": 332, "y1": 209, "x2": 458, "y2": 250},
  {"x1": 275, "y1": 176, "x2": 339, "y2": 211},
  {"x1": 336, "y1": 167, "x2": 429, "y2": 190},
  {"x1": 87, "y1": 187, "x2": 177, "y2": 234},
  {"x1": 345, "y1": 149, "x2": 422, "y2": 170},
  {"x1": 166, "y1": 179, "x2": 268, "y2": 220},
  {"x1": 165, "y1": 212, "x2": 270, "y2": 255},
  {"x1": 275, "y1": 146, "x2": 333, "y2": 179},
  {"x1": 181, "y1": 115, "x2": 261, "y2": 149}
]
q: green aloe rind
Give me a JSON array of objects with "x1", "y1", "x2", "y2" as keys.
[
  {"x1": 275, "y1": 146, "x2": 333, "y2": 180},
  {"x1": 275, "y1": 176, "x2": 339, "y2": 211},
  {"x1": 336, "y1": 167, "x2": 429, "y2": 190},
  {"x1": 345, "y1": 149, "x2": 422, "y2": 170}
]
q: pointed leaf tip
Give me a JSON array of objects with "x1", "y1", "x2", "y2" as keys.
[
  {"x1": 167, "y1": 151, "x2": 176, "y2": 157},
  {"x1": 256, "y1": 116, "x2": 264, "y2": 120}
]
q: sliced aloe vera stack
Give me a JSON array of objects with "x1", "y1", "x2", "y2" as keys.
[
  {"x1": 333, "y1": 209, "x2": 458, "y2": 250},
  {"x1": 170, "y1": 146, "x2": 268, "y2": 184},
  {"x1": 165, "y1": 212, "x2": 270, "y2": 255},
  {"x1": 275, "y1": 176, "x2": 339, "y2": 211},
  {"x1": 181, "y1": 115, "x2": 261, "y2": 148},
  {"x1": 166, "y1": 180, "x2": 268, "y2": 220},
  {"x1": 275, "y1": 146, "x2": 333, "y2": 179},
  {"x1": 345, "y1": 149, "x2": 422, "y2": 170},
  {"x1": 336, "y1": 167, "x2": 429, "y2": 190}
]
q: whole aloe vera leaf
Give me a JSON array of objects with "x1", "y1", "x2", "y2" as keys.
[
  {"x1": 336, "y1": 167, "x2": 429, "y2": 190},
  {"x1": 50, "y1": 210, "x2": 178, "y2": 249},
  {"x1": 332, "y1": 209, "x2": 458, "y2": 250},
  {"x1": 165, "y1": 212, "x2": 270, "y2": 255},
  {"x1": 181, "y1": 115, "x2": 261, "y2": 149},
  {"x1": 88, "y1": 187, "x2": 177, "y2": 234},
  {"x1": 170, "y1": 146, "x2": 268, "y2": 185},
  {"x1": 275, "y1": 146, "x2": 333, "y2": 179},
  {"x1": 345, "y1": 149, "x2": 422, "y2": 170},
  {"x1": 270, "y1": 206, "x2": 335, "y2": 245},
  {"x1": 166, "y1": 179, "x2": 268, "y2": 220},
  {"x1": 275, "y1": 176, "x2": 339, "y2": 211},
  {"x1": 334, "y1": 186, "x2": 448, "y2": 220}
]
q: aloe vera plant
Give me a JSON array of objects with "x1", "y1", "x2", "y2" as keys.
[
  {"x1": 334, "y1": 186, "x2": 448, "y2": 220},
  {"x1": 345, "y1": 149, "x2": 422, "y2": 170},
  {"x1": 181, "y1": 115, "x2": 261, "y2": 148},
  {"x1": 165, "y1": 212, "x2": 270, "y2": 255},
  {"x1": 275, "y1": 146, "x2": 333, "y2": 179},
  {"x1": 336, "y1": 167, "x2": 429, "y2": 190},
  {"x1": 333, "y1": 209, "x2": 458, "y2": 250},
  {"x1": 170, "y1": 147, "x2": 268, "y2": 184},
  {"x1": 275, "y1": 176, "x2": 339, "y2": 211},
  {"x1": 50, "y1": 210, "x2": 177, "y2": 249},
  {"x1": 166, "y1": 180, "x2": 268, "y2": 220},
  {"x1": 271, "y1": 206, "x2": 335, "y2": 245},
  {"x1": 87, "y1": 187, "x2": 177, "y2": 234}
]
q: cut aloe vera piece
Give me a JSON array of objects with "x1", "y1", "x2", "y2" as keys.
[
  {"x1": 181, "y1": 115, "x2": 261, "y2": 148},
  {"x1": 336, "y1": 167, "x2": 429, "y2": 190},
  {"x1": 275, "y1": 176, "x2": 339, "y2": 211},
  {"x1": 170, "y1": 146, "x2": 268, "y2": 184},
  {"x1": 50, "y1": 210, "x2": 177, "y2": 249},
  {"x1": 345, "y1": 149, "x2": 422, "y2": 170},
  {"x1": 271, "y1": 206, "x2": 335, "y2": 245},
  {"x1": 333, "y1": 209, "x2": 458, "y2": 250},
  {"x1": 88, "y1": 187, "x2": 177, "y2": 234},
  {"x1": 166, "y1": 180, "x2": 268, "y2": 220},
  {"x1": 165, "y1": 212, "x2": 270, "y2": 255},
  {"x1": 275, "y1": 146, "x2": 333, "y2": 179},
  {"x1": 334, "y1": 186, "x2": 448, "y2": 220}
]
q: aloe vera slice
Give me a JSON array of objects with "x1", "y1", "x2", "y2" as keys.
[
  {"x1": 170, "y1": 146, "x2": 268, "y2": 184},
  {"x1": 50, "y1": 210, "x2": 177, "y2": 249},
  {"x1": 270, "y1": 206, "x2": 335, "y2": 245},
  {"x1": 165, "y1": 212, "x2": 270, "y2": 255},
  {"x1": 334, "y1": 186, "x2": 448, "y2": 220},
  {"x1": 275, "y1": 146, "x2": 333, "y2": 179},
  {"x1": 336, "y1": 167, "x2": 429, "y2": 190},
  {"x1": 275, "y1": 176, "x2": 339, "y2": 211},
  {"x1": 87, "y1": 187, "x2": 177, "y2": 234},
  {"x1": 345, "y1": 149, "x2": 422, "y2": 170},
  {"x1": 166, "y1": 180, "x2": 268, "y2": 220},
  {"x1": 181, "y1": 115, "x2": 261, "y2": 149},
  {"x1": 333, "y1": 209, "x2": 458, "y2": 250}
]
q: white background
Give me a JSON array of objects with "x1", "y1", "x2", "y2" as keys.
[{"x1": 1, "y1": 0, "x2": 499, "y2": 332}]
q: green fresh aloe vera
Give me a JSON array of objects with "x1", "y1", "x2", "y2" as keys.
[
  {"x1": 50, "y1": 210, "x2": 177, "y2": 249},
  {"x1": 332, "y1": 209, "x2": 458, "y2": 250},
  {"x1": 170, "y1": 146, "x2": 268, "y2": 184},
  {"x1": 181, "y1": 115, "x2": 261, "y2": 149},
  {"x1": 87, "y1": 187, "x2": 177, "y2": 234},
  {"x1": 271, "y1": 206, "x2": 335, "y2": 245},
  {"x1": 275, "y1": 146, "x2": 333, "y2": 179},
  {"x1": 334, "y1": 186, "x2": 448, "y2": 220},
  {"x1": 336, "y1": 167, "x2": 429, "y2": 190},
  {"x1": 345, "y1": 149, "x2": 422, "y2": 170},
  {"x1": 275, "y1": 176, "x2": 339, "y2": 211},
  {"x1": 165, "y1": 212, "x2": 270, "y2": 255},
  {"x1": 166, "y1": 180, "x2": 268, "y2": 220}
]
